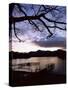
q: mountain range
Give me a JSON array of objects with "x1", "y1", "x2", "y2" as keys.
[{"x1": 9, "y1": 49, "x2": 66, "y2": 60}]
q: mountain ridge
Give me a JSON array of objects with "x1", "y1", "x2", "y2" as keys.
[{"x1": 9, "y1": 49, "x2": 66, "y2": 60}]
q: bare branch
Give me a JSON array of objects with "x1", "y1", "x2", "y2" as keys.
[
  {"x1": 9, "y1": 15, "x2": 40, "y2": 23},
  {"x1": 39, "y1": 18, "x2": 53, "y2": 37},
  {"x1": 42, "y1": 5, "x2": 57, "y2": 15},
  {"x1": 29, "y1": 20, "x2": 41, "y2": 32},
  {"x1": 10, "y1": 12, "x2": 66, "y2": 24},
  {"x1": 13, "y1": 22, "x2": 21, "y2": 42},
  {"x1": 43, "y1": 15, "x2": 66, "y2": 24},
  {"x1": 36, "y1": 6, "x2": 42, "y2": 15},
  {"x1": 48, "y1": 25, "x2": 66, "y2": 30},
  {"x1": 16, "y1": 4, "x2": 27, "y2": 16}
]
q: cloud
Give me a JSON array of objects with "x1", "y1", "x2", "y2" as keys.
[{"x1": 33, "y1": 37, "x2": 66, "y2": 48}]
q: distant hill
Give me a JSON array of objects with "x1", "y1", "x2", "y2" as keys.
[{"x1": 9, "y1": 49, "x2": 66, "y2": 60}]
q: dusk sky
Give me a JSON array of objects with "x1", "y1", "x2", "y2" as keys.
[{"x1": 10, "y1": 4, "x2": 66, "y2": 52}]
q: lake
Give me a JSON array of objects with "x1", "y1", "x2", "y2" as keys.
[{"x1": 12, "y1": 57, "x2": 66, "y2": 75}]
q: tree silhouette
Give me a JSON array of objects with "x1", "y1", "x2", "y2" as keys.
[{"x1": 9, "y1": 3, "x2": 66, "y2": 42}]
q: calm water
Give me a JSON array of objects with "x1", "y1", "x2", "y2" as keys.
[{"x1": 12, "y1": 57, "x2": 66, "y2": 75}]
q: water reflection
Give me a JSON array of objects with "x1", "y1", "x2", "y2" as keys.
[{"x1": 12, "y1": 57, "x2": 66, "y2": 75}]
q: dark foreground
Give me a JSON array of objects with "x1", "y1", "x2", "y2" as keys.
[{"x1": 9, "y1": 68, "x2": 66, "y2": 87}]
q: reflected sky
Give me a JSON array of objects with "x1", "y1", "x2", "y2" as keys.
[{"x1": 12, "y1": 57, "x2": 65, "y2": 74}]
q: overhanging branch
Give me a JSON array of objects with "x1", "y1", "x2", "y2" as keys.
[{"x1": 39, "y1": 18, "x2": 53, "y2": 37}]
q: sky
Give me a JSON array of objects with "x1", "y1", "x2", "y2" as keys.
[{"x1": 10, "y1": 4, "x2": 66, "y2": 52}]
